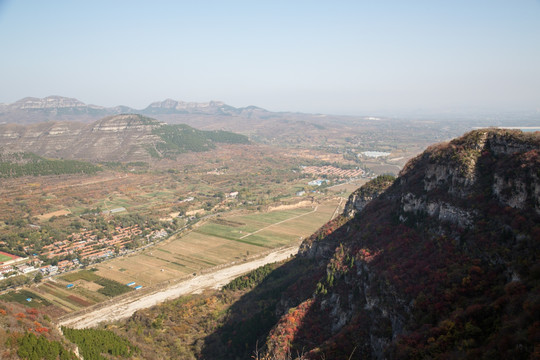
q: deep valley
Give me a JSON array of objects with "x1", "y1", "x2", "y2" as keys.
[{"x1": 0, "y1": 97, "x2": 538, "y2": 359}]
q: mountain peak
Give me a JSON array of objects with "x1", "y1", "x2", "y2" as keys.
[
  {"x1": 147, "y1": 98, "x2": 179, "y2": 109},
  {"x1": 11, "y1": 95, "x2": 93, "y2": 110}
]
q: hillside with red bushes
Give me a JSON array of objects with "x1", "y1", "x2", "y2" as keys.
[
  {"x1": 104, "y1": 129, "x2": 539, "y2": 360},
  {"x1": 256, "y1": 129, "x2": 540, "y2": 359}
]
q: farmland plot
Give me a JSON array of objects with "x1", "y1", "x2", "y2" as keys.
[
  {"x1": 94, "y1": 198, "x2": 340, "y2": 287},
  {"x1": 30, "y1": 197, "x2": 341, "y2": 317}
]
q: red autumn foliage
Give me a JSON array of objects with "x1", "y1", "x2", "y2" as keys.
[{"x1": 15, "y1": 312, "x2": 26, "y2": 319}]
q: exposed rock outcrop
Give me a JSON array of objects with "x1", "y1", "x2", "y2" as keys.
[
  {"x1": 343, "y1": 175, "x2": 395, "y2": 218},
  {"x1": 262, "y1": 129, "x2": 540, "y2": 359}
]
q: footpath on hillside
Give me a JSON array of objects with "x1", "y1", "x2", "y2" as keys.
[{"x1": 57, "y1": 245, "x2": 299, "y2": 329}]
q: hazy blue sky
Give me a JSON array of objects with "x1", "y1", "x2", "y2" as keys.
[{"x1": 0, "y1": 0, "x2": 539, "y2": 115}]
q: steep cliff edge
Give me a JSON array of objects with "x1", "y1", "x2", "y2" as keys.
[
  {"x1": 343, "y1": 174, "x2": 396, "y2": 218},
  {"x1": 263, "y1": 129, "x2": 540, "y2": 359}
]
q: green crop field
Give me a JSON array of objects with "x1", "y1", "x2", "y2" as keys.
[
  {"x1": 0, "y1": 253, "x2": 14, "y2": 262},
  {"x1": 61, "y1": 270, "x2": 101, "y2": 283},
  {"x1": 32, "y1": 269, "x2": 133, "y2": 314},
  {"x1": 196, "y1": 207, "x2": 317, "y2": 243},
  {"x1": 0, "y1": 289, "x2": 51, "y2": 308}
]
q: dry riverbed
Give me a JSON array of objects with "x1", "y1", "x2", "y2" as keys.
[{"x1": 58, "y1": 246, "x2": 299, "y2": 329}]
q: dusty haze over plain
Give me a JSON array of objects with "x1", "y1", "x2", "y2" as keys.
[{"x1": 0, "y1": 0, "x2": 539, "y2": 116}]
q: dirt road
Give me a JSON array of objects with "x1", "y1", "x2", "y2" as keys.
[
  {"x1": 58, "y1": 246, "x2": 299, "y2": 329},
  {"x1": 239, "y1": 206, "x2": 317, "y2": 239}
]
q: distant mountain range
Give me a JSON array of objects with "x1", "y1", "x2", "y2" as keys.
[
  {"x1": 0, "y1": 96, "x2": 269, "y2": 125},
  {"x1": 0, "y1": 96, "x2": 355, "y2": 146},
  {"x1": 3, "y1": 96, "x2": 536, "y2": 161}
]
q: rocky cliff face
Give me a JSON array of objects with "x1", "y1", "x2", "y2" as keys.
[
  {"x1": 397, "y1": 129, "x2": 540, "y2": 223},
  {"x1": 262, "y1": 129, "x2": 540, "y2": 359},
  {"x1": 343, "y1": 175, "x2": 395, "y2": 218}
]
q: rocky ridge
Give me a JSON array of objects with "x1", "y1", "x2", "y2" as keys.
[
  {"x1": 6, "y1": 96, "x2": 93, "y2": 110},
  {"x1": 262, "y1": 129, "x2": 540, "y2": 359},
  {"x1": 343, "y1": 174, "x2": 395, "y2": 218},
  {"x1": 0, "y1": 96, "x2": 264, "y2": 125},
  {"x1": 145, "y1": 99, "x2": 233, "y2": 114},
  {"x1": 0, "y1": 115, "x2": 161, "y2": 162}
]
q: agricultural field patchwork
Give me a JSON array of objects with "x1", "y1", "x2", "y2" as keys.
[
  {"x1": 26, "y1": 270, "x2": 132, "y2": 315},
  {"x1": 14, "y1": 199, "x2": 340, "y2": 317},
  {"x1": 93, "y1": 200, "x2": 339, "y2": 287},
  {"x1": 0, "y1": 142, "x2": 366, "y2": 318}
]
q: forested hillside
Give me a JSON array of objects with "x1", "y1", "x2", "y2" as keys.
[
  {"x1": 150, "y1": 123, "x2": 250, "y2": 158},
  {"x1": 0, "y1": 300, "x2": 139, "y2": 360},
  {"x1": 0, "y1": 152, "x2": 101, "y2": 178}
]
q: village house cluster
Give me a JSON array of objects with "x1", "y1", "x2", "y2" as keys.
[
  {"x1": 0, "y1": 225, "x2": 169, "y2": 280},
  {"x1": 41, "y1": 225, "x2": 145, "y2": 261}
]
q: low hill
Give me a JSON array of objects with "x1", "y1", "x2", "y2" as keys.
[{"x1": 0, "y1": 114, "x2": 250, "y2": 162}]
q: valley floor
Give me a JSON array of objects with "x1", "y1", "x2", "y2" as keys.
[{"x1": 57, "y1": 245, "x2": 299, "y2": 329}]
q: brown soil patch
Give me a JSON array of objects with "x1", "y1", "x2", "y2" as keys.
[
  {"x1": 211, "y1": 219, "x2": 246, "y2": 227},
  {"x1": 76, "y1": 280, "x2": 103, "y2": 291},
  {"x1": 43, "y1": 305, "x2": 67, "y2": 318},
  {"x1": 67, "y1": 295, "x2": 93, "y2": 307},
  {"x1": 267, "y1": 200, "x2": 313, "y2": 212},
  {"x1": 38, "y1": 209, "x2": 71, "y2": 221}
]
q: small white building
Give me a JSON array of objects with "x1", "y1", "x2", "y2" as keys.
[
  {"x1": 17, "y1": 264, "x2": 37, "y2": 274},
  {"x1": 308, "y1": 179, "x2": 328, "y2": 186}
]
